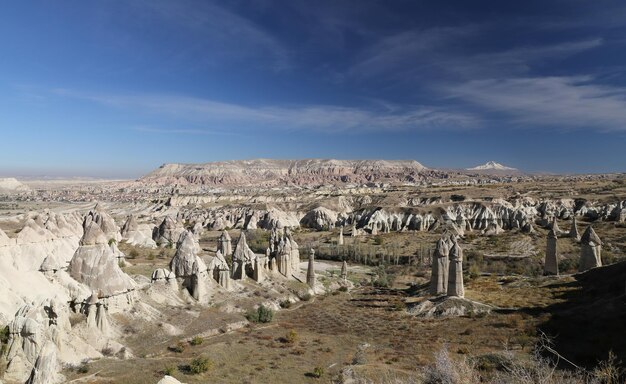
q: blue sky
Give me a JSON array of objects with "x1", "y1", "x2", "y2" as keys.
[{"x1": 1, "y1": 0, "x2": 625, "y2": 177}]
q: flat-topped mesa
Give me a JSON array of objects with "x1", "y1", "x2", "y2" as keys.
[
  {"x1": 430, "y1": 237, "x2": 450, "y2": 296},
  {"x1": 579, "y1": 226, "x2": 602, "y2": 272},
  {"x1": 447, "y1": 238, "x2": 464, "y2": 297},
  {"x1": 231, "y1": 232, "x2": 257, "y2": 281},
  {"x1": 69, "y1": 222, "x2": 136, "y2": 297},
  {"x1": 139, "y1": 159, "x2": 428, "y2": 187},
  {"x1": 544, "y1": 229, "x2": 559, "y2": 276}
]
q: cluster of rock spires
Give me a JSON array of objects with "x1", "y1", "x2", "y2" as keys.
[
  {"x1": 164, "y1": 197, "x2": 626, "y2": 244},
  {"x1": 0, "y1": 204, "x2": 137, "y2": 384},
  {"x1": 543, "y1": 219, "x2": 603, "y2": 276}
]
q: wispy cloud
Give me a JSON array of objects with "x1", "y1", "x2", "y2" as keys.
[
  {"x1": 127, "y1": 0, "x2": 291, "y2": 71},
  {"x1": 132, "y1": 126, "x2": 249, "y2": 137},
  {"x1": 53, "y1": 88, "x2": 478, "y2": 133},
  {"x1": 350, "y1": 23, "x2": 602, "y2": 82},
  {"x1": 449, "y1": 76, "x2": 626, "y2": 131}
]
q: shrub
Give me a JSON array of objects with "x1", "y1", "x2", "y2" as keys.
[
  {"x1": 162, "y1": 365, "x2": 176, "y2": 376},
  {"x1": 246, "y1": 305, "x2": 274, "y2": 323},
  {"x1": 338, "y1": 286, "x2": 348, "y2": 292},
  {"x1": 108, "y1": 238, "x2": 116, "y2": 246},
  {"x1": 77, "y1": 362, "x2": 90, "y2": 374},
  {"x1": 146, "y1": 253, "x2": 155, "y2": 261},
  {"x1": 373, "y1": 235, "x2": 384, "y2": 245},
  {"x1": 118, "y1": 260, "x2": 126, "y2": 268},
  {"x1": 300, "y1": 292, "x2": 313, "y2": 301},
  {"x1": 312, "y1": 366, "x2": 324, "y2": 378},
  {"x1": 128, "y1": 249, "x2": 139, "y2": 259},
  {"x1": 468, "y1": 263, "x2": 480, "y2": 279},
  {"x1": 279, "y1": 300, "x2": 292, "y2": 309},
  {"x1": 0, "y1": 326, "x2": 9, "y2": 344},
  {"x1": 190, "y1": 336, "x2": 203, "y2": 346},
  {"x1": 188, "y1": 356, "x2": 212, "y2": 374},
  {"x1": 285, "y1": 330, "x2": 298, "y2": 344}
]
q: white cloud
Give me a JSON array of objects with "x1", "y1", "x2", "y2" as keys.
[
  {"x1": 450, "y1": 76, "x2": 626, "y2": 131},
  {"x1": 53, "y1": 89, "x2": 478, "y2": 133}
]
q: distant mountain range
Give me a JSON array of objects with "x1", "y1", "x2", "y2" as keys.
[
  {"x1": 138, "y1": 159, "x2": 522, "y2": 187},
  {"x1": 140, "y1": 159, "x2": 435, "y2": 187},
  {"x1": 466, "y1": 161, "x2": 518, "y2": 171}
]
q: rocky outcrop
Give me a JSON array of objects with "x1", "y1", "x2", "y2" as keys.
[
  {"x1": 307, "y1": 249, "x2": 316, "y2": 289},
  {"x1": 544, "y1": 229, "x2": 559, "y2": 276},
  {"x1": 208, "y1": 250, "x2": 231, "y2": 289},
  {"x1": 153, "y1": 216, "x2": 184, "y2": 247},
  {"x1": 217, "y1": 231, "x2": 232, "y2": 257},
  {"x1": 569, "y1": 217, "x2": 580, "y2": 241},
  {"x1": 231, "y1": 232, "x2": 256, "y2": 281},
  {"x1": 300, "y1": 207, "x2": 339, "y2": 230},
  {"x1": 169, "y1": 231, "x2": 211, "y2": 301},
  {"x1": 447, "y1": 239, "x2": 464, "y2": 297},
  {"x1": 121, "y1": 215, "x2": 157, "y2": 248},
  {"x1": 409, "y1": 296, "x2": 492, "y2": 318},
  {"x1": 83, "y1": 204, "x2": 121, "y2": 243},
  {"x1": 68, "y1": 222, "x2": 136, "y2": 297},
  {"x1": 430, "y1": 237, "x2": 449, "y2": 296},
  {"x1": 579, "y1": 226, "x2": 602, "y2": 272}
]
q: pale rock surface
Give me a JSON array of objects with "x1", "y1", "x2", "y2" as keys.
[
  {"x1": 68, "y1": 222, "x2": 136, "y2": 297},
  {"x1": 121, "y1": 215, "x2": 157, "y2": 248},
  {"x1": 579, "y1": 226, "x2": 602, "y2": 272},
  {"x1": 169, "y1": 231, "x2": 212, "y2": 301},
  {"x1": 217, "y1": 230, "x2": 232, "y2": 257},
  {"x1": 231, "y1": 232, "x2": 256, "y2": 280},
  {"x1": 447, "y1": 239, "x2": 464, "y2": 297},
  {"x1": 430, "y1": 237, "x2": 449, "y2": 296},
  {"x1": 157, "y1": 375, "x2": 185, "y2": 384},
  {"x1": 153, "y1": 216, "x2": 184, "y2": 247},
  {"x1": 544, "y1": 229, "x2": 559, "y2": 275},
  {"x1": 409, "y1": 296, "x2": 492, "y2": 318},
  {"x1": 300, "y1": 206, "x2": 338, "y2": 230}
]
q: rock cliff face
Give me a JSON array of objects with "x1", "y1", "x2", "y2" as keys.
[{"x1": 140, "y1": 159, "x2": 428, "y2": 186}]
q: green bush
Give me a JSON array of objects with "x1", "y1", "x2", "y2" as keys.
[
  {"x1": 77, "y1": 362, "x2": 90, "y2": 374},
  {"x1": 162, "y1": 365, "x2": 176, "y2": 375},
  {"x1": 188, "y1": 356, "x2": 212, "y2": 374},
  {"x1": 0, "y1": 326, "x2": 9, "y2": 344},
  {"x1": 280, "y1": 300, "x2": 292, "y2": 308},
  {"x1": 246, "y1": 305, "x2": 274, "y2": 323},
  {"x1": 285, "y1": 330, "x2": 298, "y2": 344},
  {"x1": 373, "y1": 235, "x2": 384, "y2": 245},
  {"x1": 190, "y1": 336, "x2": 203, "y2": 346},
  {"x1": 128, "y1": 249, "x2": 139, "y2": 259},
  {"x1": 299, "y1": 293, "x2": 313, "y2": 301},
  {"x1": 312, "y1": 366, "x2": 324, "y2": 378}
]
